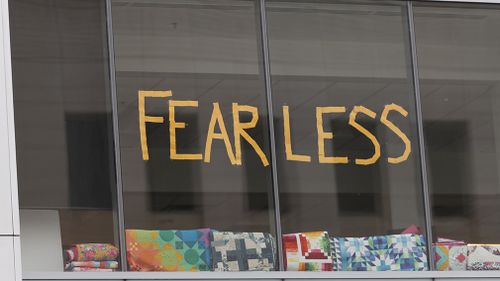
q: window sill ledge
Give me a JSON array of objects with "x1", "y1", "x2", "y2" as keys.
[{"x1": 22, "y1": 271, "x2": 500, "y2": 280}]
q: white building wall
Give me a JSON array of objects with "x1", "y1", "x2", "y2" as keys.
[{"x1": 0, "y1": 0, "x2": 21, "y2": 280}]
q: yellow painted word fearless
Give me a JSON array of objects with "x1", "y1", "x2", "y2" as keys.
[{"x1": 138, "y1": 90, "x2": 411, "y2": 166}]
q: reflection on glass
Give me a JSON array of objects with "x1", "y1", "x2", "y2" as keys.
[
  {"x1": 112, "y1": 0, "x2": 277, "y2": 272},
  {"x1": 10, "y1": 0, "x2": 119, "y2": 272},
  {"x1": 415, "y1": 3, "x2": 500, "y2": 247},
  {"x1": 267, "y1": 0, "x2": 428, "y2": 270}
]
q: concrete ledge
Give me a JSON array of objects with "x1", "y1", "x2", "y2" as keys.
[{"x1": 21, "y1": 271, "x2": 500, "y2": 280}]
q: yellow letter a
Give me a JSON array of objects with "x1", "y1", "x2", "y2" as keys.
[{"x1": 204, "y1": 102, "x2": 237, "y2": 164}]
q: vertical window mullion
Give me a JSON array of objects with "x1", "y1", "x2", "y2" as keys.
[
  {"x1": 105, "y1": 0, "x2": 127, "y2": 271},
  {"x1": 258, "y1": 0, "x2": 284, "y2": 271},
  {"x1": 406, "y1": 0, "x2": 435, "y2": 271}
]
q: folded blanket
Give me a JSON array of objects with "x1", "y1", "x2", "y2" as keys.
[
  {"x1": 434, "y1": 240, "x2": 467, "y2": 271},
  {"x1": 283, "y1": 231, "x2": 333, "y2": 271},
  {"x1": 401, "y1": 225, "x2": 421, "y2": 235},
  {"x1": 467, "y1": 244, "x2": 500, "y2": 270},
  {"x1": 468, "y1": 261, "x2": 500, "y2": 271},
  {"x1": 69, "y1": 267, "x2": 114, "y2": 272},
  {"x1": 438, "y1": 238, "x2": 465, "y2": 243},
  {"x1": 66, "y1": 244, "x2": 119, "y2": 262},
  {"x1": 65, "y1": 261, "x2": 119, "y2": 270},
  {"x1": 126, "y1": 228, "x2": 213, "y2": 271},
  {"x1": 212, "y1": 231, "x2": 276, "y2": 271},
  {"x1": 331, "y1": 234, "x2": 428, "y2": 271}
]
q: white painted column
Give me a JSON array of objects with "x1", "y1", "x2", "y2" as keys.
[{"x1": 0, "y1": 0, "x2": 21, "y2": 280}]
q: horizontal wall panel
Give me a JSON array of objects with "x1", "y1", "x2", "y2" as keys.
[{"x1": 0, "y1": 237, "x2": 17, "y2": 281}]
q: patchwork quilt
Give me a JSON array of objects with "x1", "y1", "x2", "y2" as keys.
[
  {"x1": 65, "y1": 261, "x2": 119, "y2": 270},
  {"x1": 126, "y1": 229, "x2": 213, "y2": 271},
  {"x1": 434, "y1": 241, "x2": 467, "y2": 271},
  {"x1": 282, "y1": 231, "x2": 333, "y2": 271},
  {"x1": 331, "y1": 234, "x2": 428, "y2": 271},
  {"x1": 66, "y1": 243, "x2": 119, "y2": 262},
  {"x1": 212, "y1": 231, "x2": 276, "y2": 271},
  {"x1": 467, "y1": 244, "x2": 500, "y2": 270}
]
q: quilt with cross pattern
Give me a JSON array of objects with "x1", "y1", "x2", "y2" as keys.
[{"x1": 211, "y1": 231, "x2": 276, "y2": 271}]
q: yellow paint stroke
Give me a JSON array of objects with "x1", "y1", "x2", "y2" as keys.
[
  {"x1": 349, "y1": 105, "x2": 380, "y2": 165},
  {"x1": 204, "y1": 102, "x2": 237, "y2": 164},
  {"x1": 283, "y1": 106, "x2": 311, "y2": 162},
  {"x1": 169, "y1": 100, "x2": 203, "y2": 160},
  {"x1": 316, "y1": 106, "x2": 348, "y2": 164},
  {"x1": 232, "y1": 103, "x2": 269, "y2": 166},
  {"x1": 138, "y1": 90, "x2": 172, "y2": 161},
  {"x1": 381, "y1": 103, "x2": 411, "y2": 164}
]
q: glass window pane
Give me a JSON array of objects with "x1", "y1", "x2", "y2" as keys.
[
  {"x1": 267, "y1": 0, "x2": 428, "y2": 270},
  {"x1": 10, "y1": 0, "x2": 120, "y2": 272},
  {"x1": 111, "y1": 0, "x2": 278, "y2": 271},
  {"x1": 415, "y1": 3, "x2": 500, "y2": 247}
]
